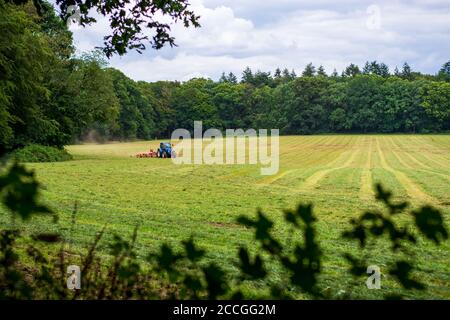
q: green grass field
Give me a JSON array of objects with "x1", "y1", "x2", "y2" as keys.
[{"x1": 1, "y1": 135, "x2": 449, "y2": 298}]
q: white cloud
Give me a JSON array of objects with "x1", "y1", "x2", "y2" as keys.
[
  {"x1": 113, "y1": 53, "x2": 280, "y2": 82},
  {"x1": 68, "y1": 0, "x2": 450, "y2": 81}
]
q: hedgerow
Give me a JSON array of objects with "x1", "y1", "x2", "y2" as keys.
[{"x1": 12, "y1": 145, "x2": 72, "y2": 163}]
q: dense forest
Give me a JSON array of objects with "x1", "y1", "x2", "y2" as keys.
[{"x1": 1, "y1": 1, "x2": 449, "y2": 154}]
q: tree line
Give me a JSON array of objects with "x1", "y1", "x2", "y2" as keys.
[{"x1": 1, "y1": 1, "x2": 449, "y2": 154}]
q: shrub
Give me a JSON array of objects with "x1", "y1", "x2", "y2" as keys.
[{"x1": 12, "y1": 144, "x2": 72, "y2": 163}]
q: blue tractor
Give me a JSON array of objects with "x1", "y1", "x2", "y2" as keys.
[{"x1": 156, "y1": 142, "x2": 175, "y2": 158}]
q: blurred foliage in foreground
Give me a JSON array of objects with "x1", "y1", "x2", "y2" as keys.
[{"x1": 0, "y1": 163, "x2": 448, "y2": 299}]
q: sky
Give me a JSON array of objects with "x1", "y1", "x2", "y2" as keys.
[{"x1": 66, "y1": 0, "x2": 450, "y2": 82}]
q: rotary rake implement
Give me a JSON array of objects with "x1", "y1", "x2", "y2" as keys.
[{"x1": 135, "y1": 149, "x2": 157, "y2": 158}]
